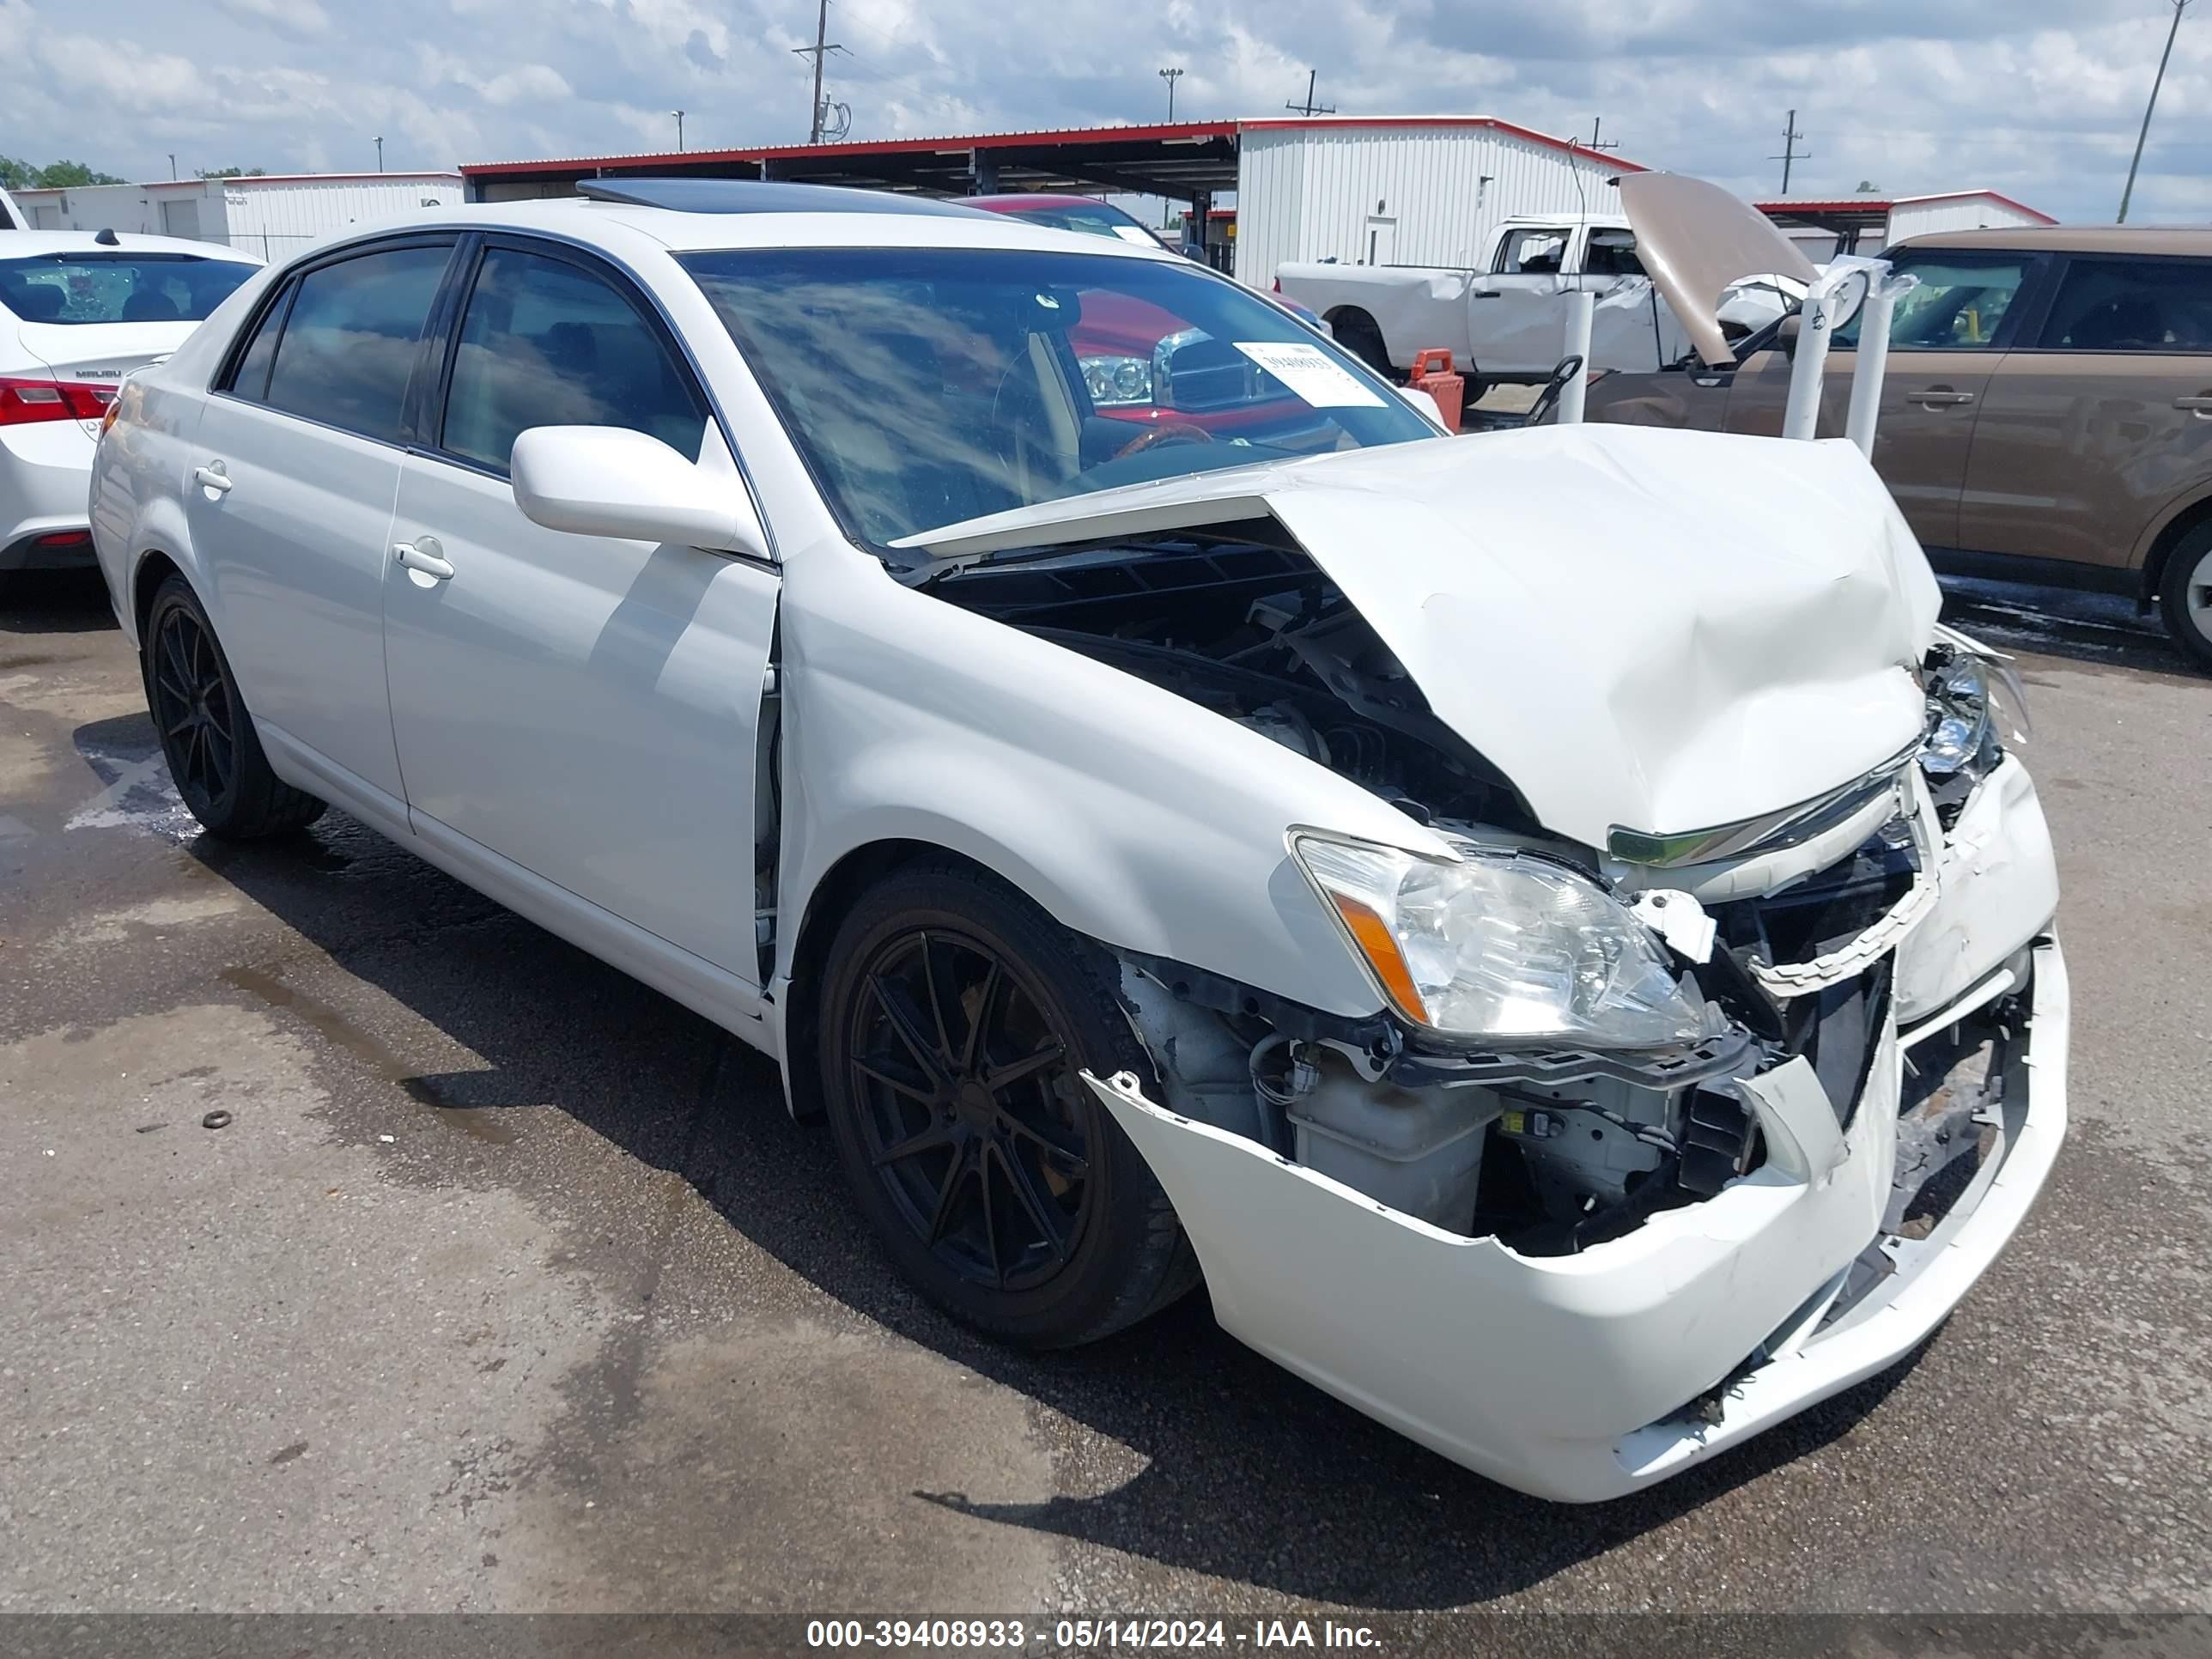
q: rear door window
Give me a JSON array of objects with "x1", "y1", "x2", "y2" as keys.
[
  {"x1": 2035, "y1": 258, "x2": 2212, "y2": 352},
  {"x1": 262, "y1": 243, "x2": 453, "y2": 444},
  {"x1": 437, "y1": 245, "x2": 708, "y2": 476},
  {"x1": 1493, "y1": 228, "x2": 1570, "y2": 275}
]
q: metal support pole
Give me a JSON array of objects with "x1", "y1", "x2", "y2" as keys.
[
  {"x1": 1782, "y1": 291, "x2": 1835, "y2": 441},
  {"x1": 1556, "y1": 287, "x2": 1595, "y2": 425},
  {"x1": 1844, "y1": 274, "x2": 1914, "y2": 456}
]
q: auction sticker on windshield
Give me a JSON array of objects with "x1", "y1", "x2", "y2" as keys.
[{"x1": 1232, "y1": 341, "x2": 1386, "y2": 408}]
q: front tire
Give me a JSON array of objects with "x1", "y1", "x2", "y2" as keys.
[
  {"x1": 2159, "y1": 524, "x2": 2212, "y2": 672},
  {"x1": 143, "y1": 574, "x2": 326, "y2": 839},
  {"x1": 818, "y1": 860, "x2": 1197, "y2": 1348}
]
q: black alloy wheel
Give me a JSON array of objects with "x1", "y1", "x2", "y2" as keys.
[
  {"x1": 847, "y1": 927, "x2": 1091, "y2": 1293},
  {"x1": 819, "y1": 861, "x2": 1197, "y2": 1347},
  {"x1": 140, "y1": 574, "x2": 325, "y2": 839},
  {"x1": 148, "y1": 600, "x2": 237, "y2": 819}
]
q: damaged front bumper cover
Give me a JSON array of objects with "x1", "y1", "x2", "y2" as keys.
[
  {"x1": 1083, "y1": 754, "x2": 2068, "y2": 1504},
  {"x1": 1085, "y1": 937, "x2": 2065, "y2": 1502}
]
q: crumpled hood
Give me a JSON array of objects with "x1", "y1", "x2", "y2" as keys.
[{"x1": 899, "y1": 425, "x2": 1941, "y2": 849}]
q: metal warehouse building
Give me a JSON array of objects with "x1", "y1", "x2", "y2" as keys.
[
  {"x1": 459, "y1": 116, "x2": 1638, "y2": 289},
  {"x1": 1754, "y1": 191, "x2": 2058, "y2": 259},
  {"x1": 10, "y1": 173, "x2": 464, "y2": 260},
  {"x1": 458, "y1": 118, "x2": 2054, "y2": 290}
]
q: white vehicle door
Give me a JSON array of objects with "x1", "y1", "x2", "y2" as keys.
[
  {"x1": 380, "y1": 236, "x2": 777, "y2": 986},
  {"x1": 188, "y1": 236, "x2": 460, "y2": 808},
  {"x1": 1468, "y1": 225, "x2": 1582, "y2": 377}
]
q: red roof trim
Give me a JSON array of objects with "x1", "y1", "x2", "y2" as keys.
[
  {"x1": 461, "y1": 121, "x2": 1242, "y2": 178},
  {"x1": 1755, "y1": 189, "x2": 2056, "y2": 225},
  {"x1": 458, "y1": 116, "x2": 1647, "y2": 179}
]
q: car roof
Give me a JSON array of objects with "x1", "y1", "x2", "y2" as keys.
[
  {"x1": 312, "y1": 186, "x2": 1189, "y2": 263},
  {"x1": 0, "y1": 229, "x2": 264, "y2": 264},
  {"x1": 1897, "y1": 224, "x2": 2212, "y2": 255}
]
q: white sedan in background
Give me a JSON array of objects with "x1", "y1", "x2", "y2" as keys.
[
  {"x1": 1, "y1": 232, "x2": 258, "y2": 585},
  {"x1": 88, "y1": 180, "x2": 2066, "y2": 1503}
]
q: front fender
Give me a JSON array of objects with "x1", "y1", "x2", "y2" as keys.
[{"x1": 777, "y1": 552, "x2": 1448, "y2": 1020}]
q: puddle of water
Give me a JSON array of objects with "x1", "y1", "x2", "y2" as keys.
[{"x1": 219, "y1": 963, "x2": 519, "y2": 1145}]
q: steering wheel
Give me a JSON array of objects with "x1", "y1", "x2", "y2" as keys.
[
  {"x1": 1114, "y1": 421, "x2": 1214, "y2": 460},
  {"x1": 1524, "y1": 354, "x2": 1586, "y2": 428}
]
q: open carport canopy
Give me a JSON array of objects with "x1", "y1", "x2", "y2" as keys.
[{"x1": 459, "y1": 121, "x2": 1246, "y2": 204}]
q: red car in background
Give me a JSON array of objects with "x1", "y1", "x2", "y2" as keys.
[{"x1": 968, "y1": 194, "x2": 1335, "y2": 447}]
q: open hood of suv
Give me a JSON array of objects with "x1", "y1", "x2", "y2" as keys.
[
  {"x1": 1618, "y1": 172, "x2": 1820, "y2": 368},
  {"x1": 898, "y1": 426, "x2": 1939, "y2": 851}
]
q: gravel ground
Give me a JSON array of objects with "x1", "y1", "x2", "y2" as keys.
[{"x1": 3, "y1": 566, "x2": 2208, "y2": 1632}]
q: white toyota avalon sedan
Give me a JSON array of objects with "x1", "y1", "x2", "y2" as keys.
[
  {"x1": 89, "y1": 179, "x2": 2067, "y2": 1503},
  {"x1": 3, "y1": 231, "x2": 258, "y2": 584}
]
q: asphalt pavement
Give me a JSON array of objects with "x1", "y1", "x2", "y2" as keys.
[{"x1": 3, "y1": 566, "x2": 2209, "y2": 1625}]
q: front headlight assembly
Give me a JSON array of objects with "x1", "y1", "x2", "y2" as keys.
[
  {"x1": 1291, "y1": 833, "x2": 1717, "y2": 1049},
  {"x1": 1921, "y1": 627, "x2": 2030, "y2": 778},
  {"x1": 1079, "y1": 354, "x2": 1153, "y2": 407}
]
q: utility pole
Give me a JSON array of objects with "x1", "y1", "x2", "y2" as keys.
[
  {"x1": 373, "y1": 137, "x2": 383, "y2": 173},
  {"x1": 793, "y1": 0, "x2": 846, "y2": 144},
  {"x1": 2120, "y1": 0, "x2": 2193, "y2": 222},
  {"x1": 1584, "y1": 117, "x2": 1620, "y2": 157},
  {"x1": 1770, "y1": 108, "x2": 1810, "y2": 195},
  {"x1": 671, "y1": 110, "x2": 685, "y2": 150},
  {"x1": 1158, "y1": 66, "x2": 1183, "y2": 121},
  {"x1": 1285, "y1": 70, "x2": 1334, "y2": 117}
]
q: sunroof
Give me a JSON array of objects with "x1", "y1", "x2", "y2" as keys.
[{"x1": 576, "y1": 179, "x2": 988, "y2": 217}]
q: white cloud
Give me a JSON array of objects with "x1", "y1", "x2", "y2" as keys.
[
  {"x1": 0, "y1": 0, "x2": 2204, "y2": 222},
  {"x1": 217, "y1": 0, "x2": 331, "y2": 34}
]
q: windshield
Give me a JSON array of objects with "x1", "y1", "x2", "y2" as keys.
[
  {"x1": 681, "y1": 246, "x2": 1433, "y2": 546},
  {"x1": 0, "y1": 252, "x2": 256, "y2": 326}
]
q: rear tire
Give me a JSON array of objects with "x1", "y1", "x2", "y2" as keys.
[
  {"x1": 142, "y1": 574, "x2": 326, "y2": 839},
  {"x1": 2158, "y1": 524, "x2": 2212, "y2": 672},
  {"x1": 818, "y1": 860, "x2": 1198, "y2": 1348}
]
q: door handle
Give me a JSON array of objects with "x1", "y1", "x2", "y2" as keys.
[
  {"x1": 392, "y1": 537, "x2": 454, "y2": 580},
  {"x1": 2176, "y1": 396, "x2": 2212, "y2": 414},
  {"x1": 192, "y1": 462, "x2": 233, "y2": 494},
  {"x1": 1909, "y1": 389, "x2": 1975, "y2": 407},
  {"x1": 1473, "y1": 290, "x2": 1503, "y2": 299}
]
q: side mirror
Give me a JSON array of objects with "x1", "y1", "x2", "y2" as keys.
[
  {"x1": 1774, "y1": 313, "x2": 1803, "y2": 358},
  {"x1": 511, "y1": 426, "x2": 766, "y2": 554}
]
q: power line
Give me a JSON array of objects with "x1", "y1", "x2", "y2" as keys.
[
  {"x1": 1769, "y1": 107, "x2": 1810, "y2": 194},
  {"x1": 792, "y1": 0, "x2": 848, "y2": 144},
  {"x1": 2120, "y1": 0, "x2": 2193, "y2": 222},
  {"x1": 1285, "y1": 70, "x2": 1334, "y2": 116}
]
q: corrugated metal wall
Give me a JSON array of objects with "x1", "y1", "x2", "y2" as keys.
[
  {"x1": 8, "y1": 181, "x2": 221, "y2": 239},
  {"x1": 221, "y1": 178, "x2": 463, "y2": 259},
  {"x1": 1235, "y1": 125, "x2": 1625, "y2": 290},
  {"x1": 1885, "y1": 196, "x2": 2049, "y2": 243}
]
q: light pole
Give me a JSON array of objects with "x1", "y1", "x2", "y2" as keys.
[
  {"x1": 672, "y1": 109, "x2": 685, "y2": 151},
  {"x1": 374, "y1": 136, "x2": 384, "y2": 173},
  {"x1": 1158, "y1": 67, "x2": 1183, "y2": 122},
  {"x1": 2119, "y1": 0, "x2": 2192, "y2": 222},
  {"x1": 167, "y1": 153, "x2": 177, "y2": 180}
]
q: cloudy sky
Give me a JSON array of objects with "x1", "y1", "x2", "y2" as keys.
[{"x1": 1, "y1": 0, "x2": 2205, "y2": 223}]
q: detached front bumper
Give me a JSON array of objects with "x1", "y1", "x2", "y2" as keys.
[{"x1": 1088, "y1": 764, "x2": 2068, "y2": 1504}]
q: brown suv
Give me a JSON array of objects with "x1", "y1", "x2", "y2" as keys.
[{"x1": 1582, "y1": 226, "x2": 2212, "y2": 667}]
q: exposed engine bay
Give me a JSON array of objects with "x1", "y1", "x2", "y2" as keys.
[{"x1": 916, "y1": 529, "x2": 2022, "y2": 1261}]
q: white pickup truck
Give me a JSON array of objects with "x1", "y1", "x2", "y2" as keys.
[{"x1": 1277, "y1": 212, "x2": 1783, "y2": 393}]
